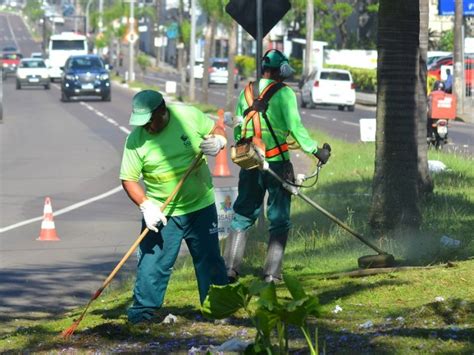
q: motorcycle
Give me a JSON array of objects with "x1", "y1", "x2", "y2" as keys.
[{"x1": 427, "y1": 118, "x2": 449, "y2": 149}]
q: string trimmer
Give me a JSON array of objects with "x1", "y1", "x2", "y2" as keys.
[{"x1": 234, "y1": 139, "x2": 396, "y2": 269}]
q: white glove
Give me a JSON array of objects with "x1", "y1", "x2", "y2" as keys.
[
  {"x1": 223, "y1": 112, "x2": 243, "y2": 128},
  {"x1": 199, "y1": 134, "x2": 227, "y2": 156},
  {"x1": 139, "y1": 199, "x2": 167, "y2": 232}
]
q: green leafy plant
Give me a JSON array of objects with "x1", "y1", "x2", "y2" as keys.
[
  {"x1": 137, "y1": 53, "x2": 150, "y2": 74},
  {"x1": 202, "y1": 274, "x2": 320, "y2": 354},
  {"x1": 235, "y1": 55, "x2": 256, "y2": 79}
]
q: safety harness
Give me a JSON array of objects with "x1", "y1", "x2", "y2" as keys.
[{"x1": 241, "y1": 81, "x2": 287, "y2": 159}]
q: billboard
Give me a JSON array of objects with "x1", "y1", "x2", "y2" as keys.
[{"x1": 438, "y1": 0, "x2": 474, "y2": 16}]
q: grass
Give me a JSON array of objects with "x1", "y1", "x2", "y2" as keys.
[{"x1": 1, "y1": 135, "x2": 472, "y2": 353}]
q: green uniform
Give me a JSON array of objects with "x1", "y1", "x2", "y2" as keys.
[
  {"x1": 231, "y1": 79, "x2": 318, "y2": 235},
  {"x1": 120, "y1": 104, "x2": 228, "y2": 323},
  {"x1": 120, "y1": 104, "x2": 215, "y2": 215},
  {"x1": 234, "y1": 78, "x2": 318, "y2": 162}
]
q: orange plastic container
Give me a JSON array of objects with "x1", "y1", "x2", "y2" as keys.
[{"x1": 430, "y1": 91, "x2": 456, "y2": 119}]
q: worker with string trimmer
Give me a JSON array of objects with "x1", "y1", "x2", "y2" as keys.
[
  {"x1": 120, "y1": 90, "x2": 229, "y2": 324},
  {"x1": 223, "y1": 49, "x2": 331, "y2": 283}
]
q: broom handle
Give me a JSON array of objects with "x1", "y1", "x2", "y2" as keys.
[{"x1": 96, "y1": 151, "x2": 205, "y2": 296}]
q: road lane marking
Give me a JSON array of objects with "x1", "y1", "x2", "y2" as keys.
[
  {"x1": 0, "y1": 186, "x2": 123, "y2": 234},
  {"x1": 5, "y1": 14, "x2": 20, "y2": 51},
  {"x1": 310, "y1": 113, "x2": 328, "y2": 119},
  {"x1": 79, "y1": 101, "x2": 131, "y2": 134},
  {"x1": 342, "y1": 120, "x2": 359, "y2": 127}
]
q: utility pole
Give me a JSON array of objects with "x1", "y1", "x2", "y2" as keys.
[
  {"x1": 129, "y1": 0, "x2": 135, "y2": 82},
  {"x1": 189, "y1": 0, "x2": 196, "y2": 101},
  {"x1": 304, "y1": 0, "x2": 314, "y2": 77},
  {"x1": 98, "y1": 0, "x2": 103, "y2": 35},
  {"x1": 453, "y1": 0, "x2": 464, "y2": 116}
]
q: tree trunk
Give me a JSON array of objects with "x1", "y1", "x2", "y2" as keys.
[
  {"x1": 226, "y1": 21, "x2": 237, "y2": 112},
  {"x1": 304, "y1": 0, "x2": 314, "y2": 77},
  {"x1": 369, "y1": 1, "x2": 423, "y2": 234},
  {"x1": 202, "y1": 17, "x2": 216, "y2": 104}
]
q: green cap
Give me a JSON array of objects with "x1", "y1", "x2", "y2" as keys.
[
  {"x1": 263, "y1": 50, "x2": 289, "y2": 68},
  {"x1": 129, "y1": 90, "x2": 164, "y2": 126}
]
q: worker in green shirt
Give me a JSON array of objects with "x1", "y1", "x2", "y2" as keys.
[
  {"x1": 120, "y1": 90, "x2": 228, "y2": 324},
  {"x1": 223, "y1": 49, "x2": 331, "y2": 283}
]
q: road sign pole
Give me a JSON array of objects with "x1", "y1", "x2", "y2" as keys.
[{"x1": 129, "y1": 0, "x2": 135, "y2": 82}]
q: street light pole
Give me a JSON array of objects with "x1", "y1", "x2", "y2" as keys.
[
  {"x1": 85, "y1": 0, "x2": 93, "y2": 36},
  {"x1": 129, "y1": 0, "x2": 135, "y2": 82},
  {"x1": 98, "y1": 0, "x2": 103, "y2": 33}
]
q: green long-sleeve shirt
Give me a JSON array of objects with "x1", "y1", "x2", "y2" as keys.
[{"x1": 234, "y1": 79, "x2": 318, "y2": 162}]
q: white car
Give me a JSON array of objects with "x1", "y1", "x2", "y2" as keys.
[
  {"x1": 16, "y1": 58, "x2": 50, "y2": 89},
  {"x1": 300, "y1": 68, "x2": 356, "y2": 111}
]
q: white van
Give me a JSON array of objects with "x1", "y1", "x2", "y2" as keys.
[
  {"x1": 300, "y1": 68, "x2": 356, "y2": 111},
  {"x1": 46, "y1": 32, "x2": 88, "y2": 81}
]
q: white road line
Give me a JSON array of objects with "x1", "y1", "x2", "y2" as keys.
[
  {"x1": 342, "y1": 120, "x2": 359, "y2": 127},
  {"x1": 0, "y1": 186, "x2": 123, "y2": 234},
  {"x1": 310, "y1": 113, "x2": 328, "y2": 119},
  {"x1": 5, "y1": 14, "x2": 20, "y2": 51}
]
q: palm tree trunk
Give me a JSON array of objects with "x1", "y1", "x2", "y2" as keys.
[
  {"x1": 369, "y1": 0, "x2": 423, "y2": 234},
  {"x1": 226, "y1": 22, "x2": 237, "y2": 111},
  {"x1": 202, "y1": 17, "x2": 217, "y2": 104}
]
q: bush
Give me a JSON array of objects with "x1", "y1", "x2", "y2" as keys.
[
  {"x1": 326, "y1": 64, "x2": 377, "y2": 92},
  {"x1": 137, "y1": 53, "x2": 150, "y2": 73},
  {"x1": 235, "y1": 55, "x2": 255, "y2": 79},
  {"x1": 289, "y1": 57, "x2": 303, "y2": 80}
]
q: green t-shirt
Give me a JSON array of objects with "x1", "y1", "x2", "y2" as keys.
[
  {"x1": 120, "y1": 104, "x2": 215, "y2": 216},
  {"x1": 234, "y1": 79, "x2": 318, "y2": 162}
]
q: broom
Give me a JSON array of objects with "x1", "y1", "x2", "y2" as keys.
[{"x1": 62, "y1": 151, "x2": 205, "y2": 338}]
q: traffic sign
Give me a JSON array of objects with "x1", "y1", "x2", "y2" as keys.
[
  {"x1": 225, "y1": 0, "x2": 291, "y2": 39},
  {"x1": 126, "y1": 31, "x2": 139, "y2": 43}
]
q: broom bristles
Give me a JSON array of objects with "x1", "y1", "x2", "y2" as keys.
[{"x1": 61, "y1": 319, "x2": 81, "y2": 338}]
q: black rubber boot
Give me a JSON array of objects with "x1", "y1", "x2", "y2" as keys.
[
  {"x1": 263, "y1": 232, "x2": 289, "y2": 283},
  {"x1": 223, "y1": 230, "x2": 248, "y2": 283}
]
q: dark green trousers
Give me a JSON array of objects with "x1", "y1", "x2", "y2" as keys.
[
  {"x1": 128, "y1": 203, "x2": 228, "y2": 324},
  {"x1": 230, "y1": 161, "x2": 293, "y2": 235}
]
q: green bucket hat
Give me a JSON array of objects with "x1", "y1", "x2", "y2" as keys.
[{"x1": 130, "y1": 90, "x2": 164, "y2": 126}]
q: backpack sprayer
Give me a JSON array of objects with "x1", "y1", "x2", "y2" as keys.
[{"x1": 231, "y1": 138, "x2": 395, "y2": 269}]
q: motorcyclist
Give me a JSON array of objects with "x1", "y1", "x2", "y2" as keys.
[{"x1": 427, "y1": 80, "x2": 445, "y2": 140}]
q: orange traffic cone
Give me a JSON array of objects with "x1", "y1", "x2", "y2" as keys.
[
  {"x1": 213, "y1": 109, "x2": 232, "y2": 177},
  {"x1": 37, "y1": 197, "x2": 60, "y2": 241}
]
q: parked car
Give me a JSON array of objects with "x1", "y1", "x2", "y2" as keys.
[
  {"x1": 428, "y1": 55, "x2": 474, "y2": 95},
  {"x1": 300, "y1": 68, "x2": 356, "y2": 111},
  {"x1": 1, "y1": 52, "x2": 23, "y2": 76},
  {"x1": 187, "y1": 58, "x2": 239, "y2": 88},
  {"x1": 16, "y1": 58, "x2": 50, "y2": 89},
  {"x1": 60, "y1": 54, "x2": 112, "y2": 102}
]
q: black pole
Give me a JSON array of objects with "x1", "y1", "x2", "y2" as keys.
[{"x1": 256, "y1": 0, "x2": 263, "y2": 92}]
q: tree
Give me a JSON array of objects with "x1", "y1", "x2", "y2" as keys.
[
  {"x1": 225, "y1": 21, "x2": 237, "y2": 111},
  {"x1": 199, "y1": 0, "x2": 225, "y2": 104},
  {"x1": 369, "y1": 0, "x2": 432, "y2": 235}
]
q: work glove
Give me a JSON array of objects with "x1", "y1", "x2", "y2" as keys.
[
  {"x1": 199, "y1": 134, "x2": 227, "y2": 156},
  {"x1": 223, "y1": 112, "x2": 244, "y2": 128},
  {"x1": 313, "y1": 143, "x2": 332, "y2": 165},
  {"x1": 139, "y1": 199, "x2": 167, "y2": 232}
]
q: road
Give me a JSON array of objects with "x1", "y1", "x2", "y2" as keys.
[{"x1": 0, "y1": 12, "x2": 473, "y2": 318}]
